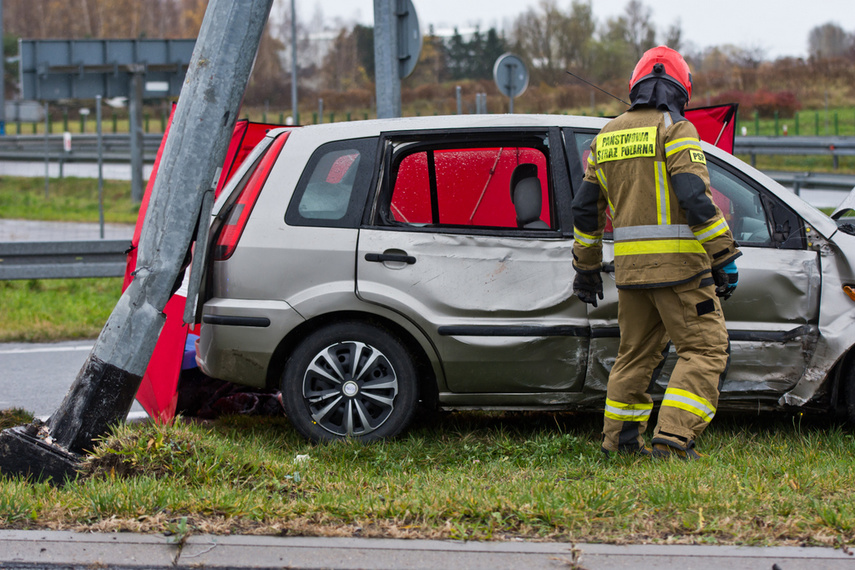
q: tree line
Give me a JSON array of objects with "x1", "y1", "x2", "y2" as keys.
[{"x1": 3, "y1": 0, "x2": 855, "y2": 115}]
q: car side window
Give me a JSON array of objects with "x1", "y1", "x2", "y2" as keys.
[
  {"x1": 286, "y1": 138, "x2": 376, "y2": 228},
  {"x1": 385, "y1": 145, "x2": 553, "y2": 231},
  {"x1": 707, "y1": 161, "x2": 772, "y2": 246}
]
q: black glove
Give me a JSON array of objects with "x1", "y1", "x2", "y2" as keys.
[
  {"x1": 573, "y1": 272, "x2": 604, "y2": 308},
  {"x1": 712, "y1": 261, "x2": 738, "y2": 300}
]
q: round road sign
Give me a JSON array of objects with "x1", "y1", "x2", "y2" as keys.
[
  {"x1": 398, "y1": 0, "x2": 422, "y2": 79},
  {"x1": 493, "y1": 53, "x2": 529, "y2": 98}
]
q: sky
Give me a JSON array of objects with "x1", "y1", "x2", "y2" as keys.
[{"x1": 298, "y1": 0, "x2": 855, "y2": 60}]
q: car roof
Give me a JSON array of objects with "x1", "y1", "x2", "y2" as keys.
[{"x1": 284, "y1": 113, "x2": 611, "y2": 141}]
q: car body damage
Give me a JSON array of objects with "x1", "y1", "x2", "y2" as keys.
[{"x1": 783, "y1": 229, "x2": 855, "y2": 406}]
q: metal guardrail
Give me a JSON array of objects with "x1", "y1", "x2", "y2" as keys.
[
  {"x1": 0, "y1": 240, "x2": 129, "y2": 280},
  {"x1": 0, "y1": 133, "x2": 851, "y2": 164},
  {"x1": 0, "y1": 133, "x2": 163, "y2": 162},
  {"x1": 765, "y1": 170, "x2": 855, "y2": 194},
  {"x1": 734, "y1": 136, "x2": 855, "y2": 169}
]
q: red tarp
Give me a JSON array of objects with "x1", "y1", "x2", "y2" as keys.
[
  {"x1": 686, "y1": 103, "x2": 738, "y2": 154},
  {"x1": 125, "y1": 109, "x2": 283, "y2": 423}
]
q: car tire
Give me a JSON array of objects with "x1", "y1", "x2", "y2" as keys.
[{"x1": 281, "y1": 321, "x2": 419, "y2": 442}]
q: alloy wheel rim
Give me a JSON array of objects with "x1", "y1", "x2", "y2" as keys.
[{"x1": 301, "y1": 341, "x2": 399, "y2": 437}]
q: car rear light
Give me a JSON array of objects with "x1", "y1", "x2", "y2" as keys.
[
  {"x1": 844, "y1": 285, "x2": 855, "y2": 302},
  {"x1": 214, "y1": 132, "x2": 290, "y2": 261}
]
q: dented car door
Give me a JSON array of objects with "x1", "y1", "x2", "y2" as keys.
[{"x1": 356, "y1": 129, "x2": 591, "y2": 395}]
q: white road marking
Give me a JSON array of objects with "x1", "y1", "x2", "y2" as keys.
[{"x1": 0, "y1": 344, "x2": 94, "y2": 355}]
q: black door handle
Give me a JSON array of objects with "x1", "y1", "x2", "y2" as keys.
[{"x1": 365, "y1": 252, "x2": 417, "y2": 264}]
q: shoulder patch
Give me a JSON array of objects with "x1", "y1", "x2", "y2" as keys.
[{"x1": 689, "y1": 149, "x2": 707, "y2": 164}]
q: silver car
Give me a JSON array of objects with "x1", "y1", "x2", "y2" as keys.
[{"x1": 193, "y1": 114, "x2": 855, "y2": 442}]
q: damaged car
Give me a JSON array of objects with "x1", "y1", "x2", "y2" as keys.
[{"x1": 189, "y1": 114, "x2": 855, "y2": 442}]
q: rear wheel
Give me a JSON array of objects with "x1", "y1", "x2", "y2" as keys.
[{"x1": 281, "y1": 322, "x2": 419, "y2": 442}]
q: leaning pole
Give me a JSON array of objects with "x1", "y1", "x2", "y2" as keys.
[{"x1": 0, "y1": 0, "x2": 275, "y2": 483}]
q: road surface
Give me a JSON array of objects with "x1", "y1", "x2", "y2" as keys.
[{"x1": 0, "y1": 340, "x2": 146, "y2": 419}]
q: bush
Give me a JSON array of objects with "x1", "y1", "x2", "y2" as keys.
[{"x1": 712, "y1": 89, "x2": 802, "y2": 118}]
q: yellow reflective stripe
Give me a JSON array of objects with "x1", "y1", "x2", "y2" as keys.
[
  {"x1": 574, "y1": 227, "x2": 602, "y2": 247},
  {"x1": 604, "y1": 398, "x2": 653, "y2": 422},
  {"x1": 661, "y1": 388, "x2": 716, "y2": 422},
  {"x1": 587, "y1": 153, "x2": 596, "y2": 168},
  {"x1": 694, "y1": 218, "x2": 730, "y2": 243},
  {"x1": 594, "y1": 168, "x2": 616, "y2": 213},
  {"x1": 665, "y1": 137, "x2": 703, "y2": 157},
  {"x1": 614, "y1": 224, "x2": 693, "y2": 241},
  {"x1": 595, "y1": 167, "x2": 608, "y2": 191},
  {"x1": 655, "y1": 160, "x2": 670, "y2": 225},
  {"x1": 614, "y1": 239, "x2": 706, "y2": 256}
]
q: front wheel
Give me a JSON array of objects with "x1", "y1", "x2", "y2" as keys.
[{"x1": 281, "y1": 322, "x2": 419, "y2": 442}]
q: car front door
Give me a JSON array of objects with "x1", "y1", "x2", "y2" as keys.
[
  {"x1": 356, "y1": 128, "x2": 591, "y2": 397},
  {"x1": 565, "y1": 128, "x2": 821, "y2": 403}
]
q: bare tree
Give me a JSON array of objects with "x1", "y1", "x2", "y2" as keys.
[
  {"x1": 511, "y1": 0, "x2": 573, "y2": 83},
  {"x1": 623, "y1": 0, "x2": 656, "y2": 60},
  {"x1": 663, "y1": 19, "x2": 682, "y2": 51},
  {"x1": 808, "y1": 22, "x2": 851, "y2": 59}
]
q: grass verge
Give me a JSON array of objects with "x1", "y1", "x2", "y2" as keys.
[
  {"x1": 0, "y1": 176, "x2": 140, "y2": 223},
  {"x1": 0, "y1": 278, "x2": 122, "y2": 342},
  {"x1": 1, "y1": 411, "x2": 853, "y2": 546}
]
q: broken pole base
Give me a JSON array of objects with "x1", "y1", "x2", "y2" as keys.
[{"x1": 0, "y1": 424, "x2": 81, "y2": 485}]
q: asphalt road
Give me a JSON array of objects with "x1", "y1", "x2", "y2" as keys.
[{"x1": 0, "y1": 340, "x2": 146, "y2": 419}]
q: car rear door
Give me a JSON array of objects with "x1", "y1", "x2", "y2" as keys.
[{"x1": 356, "y1": 128, "x2": 591, "y2": 395}]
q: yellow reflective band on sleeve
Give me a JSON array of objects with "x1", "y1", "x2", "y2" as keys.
[
  {"x1": 595, "y1": 167, "x2": 608, "y2": 191},
  {"x1": 655, "y1": 161, "x2": 670, "y2": 225},
  {"x1": 661, "y1": 388, "x2": 716, "y2": 423},
  {"x1": 574, "y1": 227, "x2": 602, "y2": 247},
  {"x1": 694, "y1": 218, "x2": 730, "y2": 243},
  {"x1": 614, "y1": 239, "x2": 706, "y2": 256},
  {"x1": 596, "y1": 127, "x2": 657, "y2": 163},
  {"x1": 594, "y1": 168, "x2": 617, "y2": 214},
  {"x1": 604, "y1": 398, "x2": 653, "y2": 422},
  {"x1": 664, "y1": 137, "x2": 703, "y2": 158},
  {"x1": 587, "y1": 153, "x2": 596, "y2": 168}
]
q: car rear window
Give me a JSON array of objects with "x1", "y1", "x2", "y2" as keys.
[{"x1": 286, "y1": 138, "x2": 377, "y2": 228}]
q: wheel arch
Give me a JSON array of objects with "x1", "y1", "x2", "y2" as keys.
[
  {"x1": 831, "y1": 346, "x2": 855, "y2": 421},
  {"x1": 264, "y1": 310, "x2": 440, "y2": 409}
]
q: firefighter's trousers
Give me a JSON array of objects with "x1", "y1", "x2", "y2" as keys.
[{"x1": 602, "y1": 276, "x2": 729, "y2": 452}]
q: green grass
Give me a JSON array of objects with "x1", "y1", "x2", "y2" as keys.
[
  {"x1": 0, "y1": 176, "x2": 140, "y2": 224},
  {"x1": 0, "y1": 278, "x2": 122, "y2": 342},
  {"x1": 1, "y1": 411, "x2": 853, "y2": 546},
  {"x1": 736, "y1": 108, "x2": 855, "y2": 138}
]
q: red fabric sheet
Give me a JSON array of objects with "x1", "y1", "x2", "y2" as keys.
[
  {"x1": 125, "y1": 110, "x2": 285, "y2": 423},
  {"x1": 685, "y1": 103, "x2": 738, "y2": 154}
]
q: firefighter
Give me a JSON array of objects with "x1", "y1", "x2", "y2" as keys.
[{"x1": 571, "y1": 46, "x2": 741, "y2": 460}]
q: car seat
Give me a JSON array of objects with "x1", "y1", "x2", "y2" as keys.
[{"x1": 510, "y1": 163, "x2": 550, "y2": 229}]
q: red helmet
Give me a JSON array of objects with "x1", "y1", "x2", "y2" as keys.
[{"x1": 629, "y1": 45, "x2": 692, "y2": 101}]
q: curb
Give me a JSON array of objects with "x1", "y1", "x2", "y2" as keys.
[{"x1": 1, "y1": 530, "x2": 853, "y2": 569}]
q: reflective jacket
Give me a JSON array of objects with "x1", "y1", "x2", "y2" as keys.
[{"x1": 572, "y1": 107, "x2": 741, "y2": 288}]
